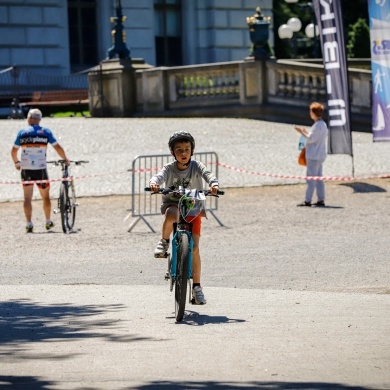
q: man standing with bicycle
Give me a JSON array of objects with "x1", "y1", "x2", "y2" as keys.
[{"x1": 11, "y1": 108, "x2": 70, "y2": 233}]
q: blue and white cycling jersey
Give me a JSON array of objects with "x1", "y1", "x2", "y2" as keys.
[{"x1": 13, "y1": 125, "x2": 58, "y2": 170}]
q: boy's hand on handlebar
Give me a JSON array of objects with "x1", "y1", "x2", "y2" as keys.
[
  {"x1": 150, "y1": 183, "x2": 160, "y2": 193},
  {"x1": 209, "y1": 185, "x2": 219, "y2": 196}
]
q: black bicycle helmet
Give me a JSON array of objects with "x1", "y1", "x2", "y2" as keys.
[{"x1": 168, "y1": 131, "x2": 195, "y2": 153}]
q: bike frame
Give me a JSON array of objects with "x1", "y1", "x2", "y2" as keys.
[{"x1": 170, "y1": 228, "x2": 194, "y2": 281}]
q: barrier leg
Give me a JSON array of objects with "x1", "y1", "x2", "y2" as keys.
[
  {"x1": 207, "y1": 209, "x2": 225, "y2": 227},
  {"x1": 128, "y1": 215, "x2": 156, "y2": 233}
]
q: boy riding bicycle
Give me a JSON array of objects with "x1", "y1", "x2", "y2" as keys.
[{"x1": 149, "y1": 131, "x2": 219, "y2": 305}]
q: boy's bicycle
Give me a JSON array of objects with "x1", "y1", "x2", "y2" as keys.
[
  {"x1": 47, "y1": 160, "x2": 89, "y2": 233},
  {"x1": 145, "y1": 185, "x2": 224, "y2": 322}
]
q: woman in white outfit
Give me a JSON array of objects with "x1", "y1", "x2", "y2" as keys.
[{"x1": 294, "y1": 102, "x2": 329, "y2": 207}]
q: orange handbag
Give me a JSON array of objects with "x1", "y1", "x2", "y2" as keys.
[{"x1": 298, "y1": 147, "x2": 306, "y2": 166}]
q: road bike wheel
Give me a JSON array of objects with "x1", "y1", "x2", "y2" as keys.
[
  {"x1": 59, "y1": 183, "x2": 69, "y2": 233},
  {"x1": 67, "y1": 181, "x2": 77, "y2": 230},
  {"x1": 175, "y1": 232, "x2": 189, "y2": 322}
]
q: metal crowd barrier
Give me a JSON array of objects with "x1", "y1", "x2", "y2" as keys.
[{"x1": 127, "y1": 152, "x2": 223, "y2": 233}]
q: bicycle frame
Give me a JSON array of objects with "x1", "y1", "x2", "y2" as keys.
[{"x1": 170, "y1": 228, "x2": 194, "y2": 281}]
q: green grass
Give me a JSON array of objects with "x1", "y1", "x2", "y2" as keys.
[{"x1": 50, "y1": 111, "x2": 90, "y2": 118}]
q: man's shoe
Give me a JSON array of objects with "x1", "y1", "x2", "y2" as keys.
[
  {"x1": 154, "y1": 238, "x2": 169, "y2": 258},
  {"x1": 314, "y1": 200, "x2": 325, "y2": 207},
  {"x1": 26, "y1": 225, "x2": 33, "y2": 233},
  {"x1": 192, "y1": 286, "x2": 207, "y2": 305},
  {"x1": 297, "y1": 201, "x2": 311, "y2": 207},
  {"x1": 46, "y1": 221, "x2": 55, "y2": 231}
]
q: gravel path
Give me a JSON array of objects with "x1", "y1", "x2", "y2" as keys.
[{"x1": 1, "y1": 117, "x2": 389, "y2": 202}]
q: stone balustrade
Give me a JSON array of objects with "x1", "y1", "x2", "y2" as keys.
[{"x1": 135, "y1": 58, "x2": 372, "y2": 126}]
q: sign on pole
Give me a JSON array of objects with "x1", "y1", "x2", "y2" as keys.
[{"x1": 313, "y1": 0, "x2": 353, "y2": 156}]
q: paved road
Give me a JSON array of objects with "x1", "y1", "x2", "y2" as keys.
[{"x1": 0, "y1": 118, "x2": 389, "y2": 389}]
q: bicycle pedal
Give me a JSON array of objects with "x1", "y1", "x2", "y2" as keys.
[{"x1": 53, "y1": 209, "x2": 59, "y2": 214}]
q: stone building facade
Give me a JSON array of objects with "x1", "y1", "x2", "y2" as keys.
[{"x1": 0, "y1": 0, "x2": 273, "y2": 76}]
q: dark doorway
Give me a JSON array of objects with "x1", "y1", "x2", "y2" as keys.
[
  {"x1": 68, "y1": 0, "x2": 98, "y2": 72},
  {"x1": 154, "y1": 0, "x2": 182, "y2": 66}
]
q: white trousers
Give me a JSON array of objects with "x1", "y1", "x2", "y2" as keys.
[{"x1": 305, "y1": 159, "x2": 325, "y2": 203}]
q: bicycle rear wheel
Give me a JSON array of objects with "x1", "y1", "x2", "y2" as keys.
[{"x1": 175, "y1": 232, "x2": 189, "y2": 322}]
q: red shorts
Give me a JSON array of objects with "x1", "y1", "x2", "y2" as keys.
[
  {"x1": 185, "y1": 214, "x2": 202, "y2": 236},
  {"x1": 162, "y1": 204, "x2": 202, "y2": 236}
]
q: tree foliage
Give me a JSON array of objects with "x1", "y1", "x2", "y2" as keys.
[
  {"x1": 272, "y1": 0, "x2": 370, "y2": 59},
  {"x1": 347, "y1": 18, "x2": 371, "y2": 58}
]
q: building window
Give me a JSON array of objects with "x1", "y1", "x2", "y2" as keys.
[
  {"x1": 154, "y1": 0, "x2": 182, "y2": 66},
  {"x1": 68, "y1": 0, "x2": 98, "y2": 72}
]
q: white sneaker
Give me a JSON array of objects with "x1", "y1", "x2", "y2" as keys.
[
  {"x1": 192, "y1": 286, "x2": 207, "y2": 305},
  {"x1": 154, "y1": 238, "x2": 169, "y2": 258}
]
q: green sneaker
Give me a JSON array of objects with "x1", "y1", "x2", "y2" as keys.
[
  {"x1": 26, "y1": 225, "x2": 33, "y2": 233},
  {"x1": 46, "y1": 221, "x2": 54, "y2": 231}
]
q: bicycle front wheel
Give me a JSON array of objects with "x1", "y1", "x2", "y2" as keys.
[
  {"x1": 59, "y1": 182, "x2": 76, "y2": 233},
  {"x1": 67, "y1": 181, "x2": 77, "y2": 230},
  {"x1": 175, "y1": 232, "x2": 189, "y2": 322}
]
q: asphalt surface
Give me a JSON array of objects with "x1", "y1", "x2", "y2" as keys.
[{"x1": 0, "y1": 117, "x2": 389, "y2": 389}]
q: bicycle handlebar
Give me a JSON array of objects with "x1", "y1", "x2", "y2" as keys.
[
  {"x1": 144, "y1": 186, "x2": 224, "y2": 197},
  {"x1": 47, "y1": 160, "x2": 89, "y2": 166}
]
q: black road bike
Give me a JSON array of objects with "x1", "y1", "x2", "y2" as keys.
[{"x1": 48, "y1": 160, "x2": 89, "y2": 233}]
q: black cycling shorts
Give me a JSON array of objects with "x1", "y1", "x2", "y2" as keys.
[{"x1": 21, "y1": 169, "x2": 50, "y2": 189}]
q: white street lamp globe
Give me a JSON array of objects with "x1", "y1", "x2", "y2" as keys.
[
  {"x1": 285, "y1": 0, "x2": 299, "y2": 3},
  {"x1": 305, "y1": 23, "x2": 319, "y2": 38},
  {"x1": 278, "y1": 24, "x2": 294, "y2": 39},
  {"x1": 287, "y1": 17, "x2": 302, "y2": 32}
]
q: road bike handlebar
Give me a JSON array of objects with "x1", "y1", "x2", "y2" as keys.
[
  {"x1": 144, "y1": 186, "x2": 224, "y2": 197},
  {"x1": 47, "y1": 160, "x2": 89, "y2": 166}
]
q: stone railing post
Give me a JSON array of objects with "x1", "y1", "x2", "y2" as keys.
[
  {"x1": 239, "y1": 58, "x2": 269, "y2": 105},
  {"x1": 141, "y1": 67, "x2": 168, "y2": 112}
]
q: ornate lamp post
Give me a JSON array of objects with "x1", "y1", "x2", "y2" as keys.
[
  {"x1": 246, "y1": 7, "x2": 272, "y2": 60},
  {"x1": 107, "y1": 0, "x2": 131, "y2": 60},
  {"x1": 277, "y1": 0, "x2": 319, "y2": 58}
]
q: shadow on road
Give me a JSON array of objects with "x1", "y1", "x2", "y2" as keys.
[
  {"x1": 177, "y1": 310, "x2": 246, "y2": 326},
  {"x1": 0, "y1": 375, "x2": 54, "y2": 390},
  {"x1": 340, "y1": 182, "x2": 387, "y2": 193},
  {"x1": 0, "y1": 299, "x2": 153, "y2": 360},
  {"x1": 134, "y1": 380, "x2": 372, "y2": 389}
]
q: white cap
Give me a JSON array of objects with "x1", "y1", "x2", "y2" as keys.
[{"x1": 27, "y1": 108, "x2": 42, "y2": 120}]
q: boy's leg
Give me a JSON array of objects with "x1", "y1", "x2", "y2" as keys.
[
  {"x1": 162, "y1": 206, "x2": 178, "y2": 239},
  {"x1": 191, "y1": 227, "x2": 206, "y2": 305},
  {"x1": 154, "y1": 206, "x2": 178, "y2": 258},
  {"x1": 191, "y1": 233, "x2": 201, "y2": 284}
]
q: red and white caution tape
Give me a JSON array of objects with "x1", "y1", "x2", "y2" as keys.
[
  {"x1": 1, "y1": 163, "x2": 390, "y2": 185},
  {"x1": 216, "y1": 162, "x2": 390, "y2": 182}
]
